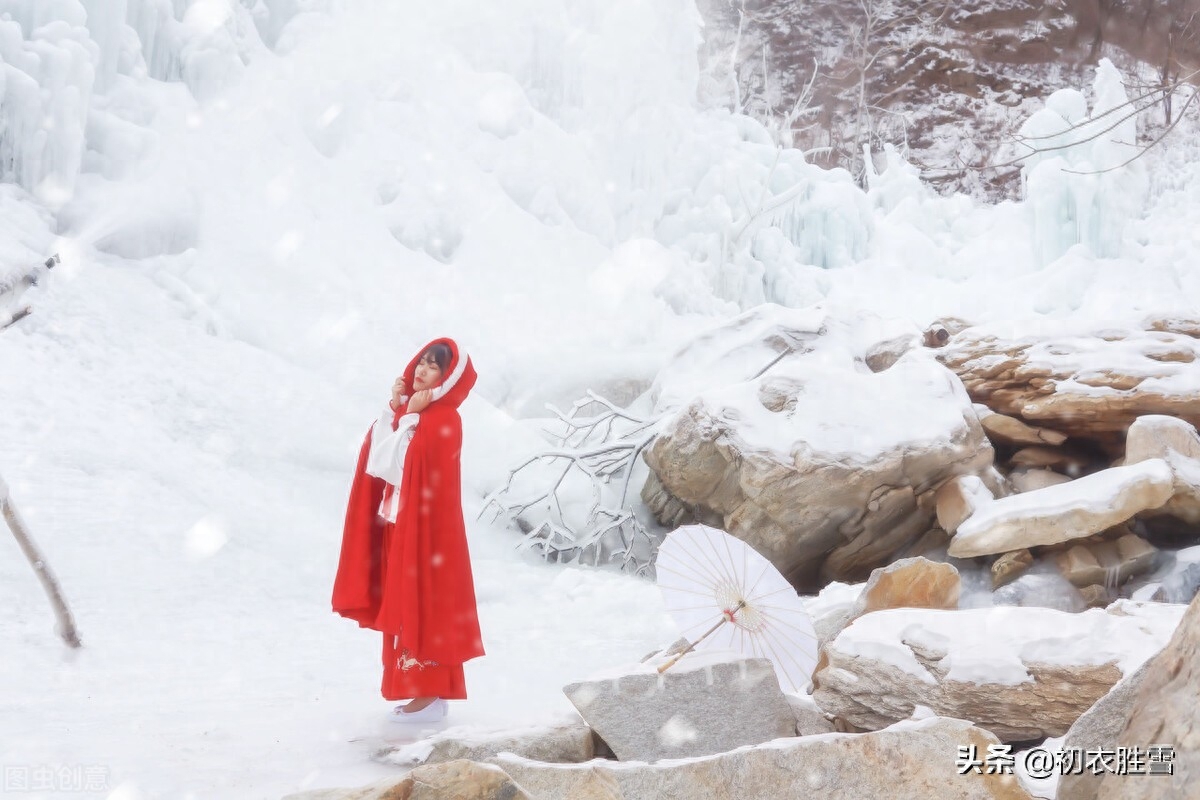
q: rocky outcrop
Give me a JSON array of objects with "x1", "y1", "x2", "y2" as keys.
[
  {"x1": 643, "y1": 307, "x2": 994, "y2": 589},
  {"x1": 492, "y1": 717, "x2": 1033, "y2": 800},
  {"x1": 1099, "y1": 592, "x2": 1200, "y2": 796},
  {"x1": 812, "y1": 603, "x2": 1186, "y2": 742},
  {"x1": 1096, "y1": 594, "x2": 1200, "y2": 799},
  {"x1": 934, "y1": 324, "x2": 1200, "y2": 446}
]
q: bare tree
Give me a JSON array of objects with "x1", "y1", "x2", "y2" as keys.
[
  {"x1": 829, "y1": 0, "x2": 951, "y2": 183},
  {"x1": 1, "y1": 253, "x2": 80, "y2": 648},
  {"x1": 1, "y1": 475, "x2": 82, "y2": 648},
  {"x1": 479, "y1": 391, "x2": 663, "y2": 575}
]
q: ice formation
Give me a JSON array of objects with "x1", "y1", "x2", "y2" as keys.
[{"x1": 1017, "y1": 58, "x2": 1149, "y2": 265}]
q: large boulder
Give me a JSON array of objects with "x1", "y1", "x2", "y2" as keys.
[
  {"x1": 812, "y1": 602, "x2": 1187, "y2": 742},
  {"x1": 643, "y1": 306, "x2": 994, "y2": 589},
  {"x1": 1095, "y1": 594, "x2": 1200, "y2": 799},
  {"x1": 1055, "y1": 658, "x2": 1154, "y2": 800},
  {"x1": 849, "y1": 556, "x2": 961, "y2": 618},
  {"x1": 491, "y1": 716, "x2": 1033, "y2": 800},
  {"x1": 563, "y1": 652, "x2": 796, "y2": 762},
  {"x1": 946, "y1": 460, "x2": 1175, "y2": 558},
  {"x1": 1123, "y1": 414, "x2": 1200, "y2": 524}
]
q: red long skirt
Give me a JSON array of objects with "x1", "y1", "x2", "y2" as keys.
[
  {"x1": 378, "y1": 516, "x2": 467, "y2": 701},
  {"x1": 381, "y1": 632, "x2": 467, "y2": 700}
]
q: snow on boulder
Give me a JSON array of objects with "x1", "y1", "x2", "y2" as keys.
[
  {"x1": 812, "y1": 601, "x2": 1186, "y2": 742},
  {"x1": 947, "y1": 460, "x2": 1174, "y2": 558},
  {"x1": 562, "y1": 650, "x2": 797, "y2": 762},
  {"x1": 1124, "y1": 414, "x2": 1200, "y2": 524},
  {"x1": 643, "y1": 304, "x2": 994, "y2": 589},
  {"x1": 936, "y1": 474, "x2": 995, "y2": 535},
  {"x1": 934, "y1": 320, "x2": 1200, "y2": 446},
  {"x1": 491, "y1": 716, "x2": 1033, "y2": 800}
]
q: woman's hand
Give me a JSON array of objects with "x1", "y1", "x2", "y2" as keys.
[
  {"x1": 389, "y1": 377, "x2": 408, "y2": 411},
  {"x1": 407, "y1": 389, "x2": 433, "y2": 413}
]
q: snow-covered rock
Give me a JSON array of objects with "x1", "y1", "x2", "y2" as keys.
[
  {"x1": 491, "y1": 717, "x2": 1033, "y2": 800},
  {"x1": 812, "y1": 602, "x2": 1187, "y2": 742},
  {"x1": 562, "y1": 651, "x2": 796, "y2": 762},
  {"x1": 1124, "y1": 414, "x2": 1200, "y2": 524},
  {"x1": 935, "y1": 322, "x2": 1200, "y2": 444},
  {"x1": 947, "y1": 461, "x2": 1175, "y2": 558},
  {"x1": 976, "y1": 405, "x2": 1069, "y2": 448},
  {"x1": 643, "y1": 305, "x2": 995, "y2": 588},
  {"x1": 1094, "y1": 594, "x2": 1200, "y2": 800},
  {"x1": 936, "y1": 475, "x2": 995, "y2": 535},
  {"x1": 377, "y1": 716, "x2": 595, "y2": 769}
]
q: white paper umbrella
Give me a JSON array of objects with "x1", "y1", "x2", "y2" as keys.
[{"x1": 654, "y1": 523, "x2": 819, "y2": 693}]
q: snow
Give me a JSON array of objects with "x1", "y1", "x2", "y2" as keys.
[
  {"x1": 833, "y1": 602, "x2": 1187, "y2": 687},
  {"x1": 651, "y1": 305, "x2": 977, "y2": 462},
  {"x1": 0, "y1": 1, "x2": 1198, "y2": 797}
]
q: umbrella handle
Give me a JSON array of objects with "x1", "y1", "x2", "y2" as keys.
[{"x1": 656, "y1": 616, "x2": 727, "y2": 674}]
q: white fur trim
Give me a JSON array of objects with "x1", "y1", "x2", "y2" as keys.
[{"x1": 430, "y1": 345, "x2": 469, "y2": 402}]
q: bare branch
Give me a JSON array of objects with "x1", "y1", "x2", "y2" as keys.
[
  {"x1": 480, "y1": 391, "x2": 665, "y2": 572},
  {"x1": 1, "y1": 469, "x2": 82, "y2": 649},
  {"x1": 1062, "y1": 88, "x2": 1200, "y2": 175}
]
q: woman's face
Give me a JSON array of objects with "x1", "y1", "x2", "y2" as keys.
[{"x1": 412, "y1": 353, "x2": 444, "y2": 392}]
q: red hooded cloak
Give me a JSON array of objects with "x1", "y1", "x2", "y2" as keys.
[{"x1": 332, "y1": 338, "x2": 484, "y2": 699}]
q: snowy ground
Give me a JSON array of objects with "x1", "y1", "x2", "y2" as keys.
[{"x1": 2, "y1": 1, "x2": 1200, "y2": 798}]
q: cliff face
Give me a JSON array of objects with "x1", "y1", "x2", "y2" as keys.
[{"x1": 697, "y1": 0, "x2": 1200, "y2": 199}]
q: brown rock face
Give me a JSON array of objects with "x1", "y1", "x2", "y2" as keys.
[
  {"x1": 991, "y1": 549, "x2": 1034, "y2": 589},
  {"x1": 1096, "y1": 594, "x2": 1200, "y2": 800},
  {"x1": 853, "y1": 556, "x2": 961, "y2": 615}
]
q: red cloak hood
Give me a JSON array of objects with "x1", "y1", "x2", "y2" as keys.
[{"x1": 332, "y1": 338, "x2": 484, "y2": 665}]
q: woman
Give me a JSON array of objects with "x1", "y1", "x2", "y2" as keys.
[{"x1": 332, "y1": 338, "x2": 484, "y2": 722}]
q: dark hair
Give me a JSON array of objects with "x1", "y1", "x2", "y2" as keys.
[{"x1": 421, "y1": 342, "x2": 453, "y2": 373}]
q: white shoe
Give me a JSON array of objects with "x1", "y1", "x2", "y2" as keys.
[{"x1": 389, "y1": 698, "x2": 448, "y2": 724}]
